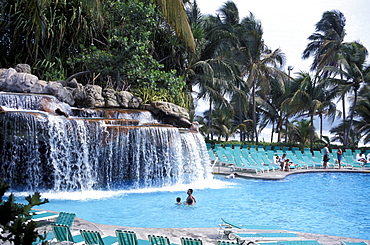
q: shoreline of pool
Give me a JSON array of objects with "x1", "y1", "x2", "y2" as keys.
[
  {"x1": 38, "y1": 215, "x2": 369, "y2": 245},
  {"x1": 212, "y1": 165, "x2": 370, "y2": 180}
]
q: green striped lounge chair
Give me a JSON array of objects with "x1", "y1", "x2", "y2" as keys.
[
  {"x1": 116, "y1": 230, "x2": 150, "y2": 245},
  {"x1": 181, "y1": 237, "x2": 203, "y2": 245},
  {"x1": 148, "y1": 235, "x2": 171, "y2": 245},
  {"x1": 218, "y1": 241, "x2": 255, "y2": 245},
  {"x1": 52, "y1": 224, "x2": 84, "y2": 244},
  {"x1": 55, "y1": 211, "x2": 76, "y2": 228},
  {"x1": 80, "y1": 229, "x2": 117, "y2": 245}
]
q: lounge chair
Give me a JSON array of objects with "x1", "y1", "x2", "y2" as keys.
[
  {"x1": 254, "y1": 241, "x2": 321, "y2": 245},
  {"x1": 80, "y1": 229, "x2": 117, "y2": 245},
  {"x1": 148, "y1": 235, "x2": 171, "y2": 245},
  {"x1": 278, "y1": 240, "x2": 321, "y2": 245},
  {"x1": 214, "y1": 148, "x2": 234, "y2": 165},
  {"x1": 32, "y1": 231, "x2": 55, "y2": 245},
  {"x1": 218, "y1": 241, "x2": 249, "y2": 245},
  {"x1": 55, "y1": 212, "x2": 76, "y2": 228},
  {"x1": 341, "y1": 242, "x2": 368, "y2": 245},
  {"x1": 180, "y1": 237, "x2": 203, "y2": 245},
  {"x1": 52, "y1": 224, "x2": 84, "y2": 244},
  {"x1": 230, "y1": 153, "x2": 263, "y2": 174},
  {"x1": 116, "y1": 230, "x2": 150, "y2": 245},
  {"x1": 221, "y1": 218, "x2": 281, "y2": 230},
  {"x1": 219, "y1": 219, "x2": 281, "y2": 239},
  {"x1": 31, "y1": 211, "x2": 59, "y2": 221},
  {"x1": 233, "y1": 232, "x2": 300, "y2": 241}
]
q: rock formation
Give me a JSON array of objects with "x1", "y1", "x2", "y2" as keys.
[{"x1": 0, "y1": 65, "x2": 192, "y2": 128}]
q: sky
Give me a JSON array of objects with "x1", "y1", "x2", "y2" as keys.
[
  {"x1": 193, "y1": 0, "x2": 370, "y2": 144},
  {"x1": 196, "y1": 0, "x2": 370, "y2": 73}
]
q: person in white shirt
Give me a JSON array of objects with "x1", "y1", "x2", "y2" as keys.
[
  {"x1": 322, "y1": 144, "x2": 330, "y2": 169},
  {"x1": 356, "y1": 153, "x2": 367, "y2": 165}
]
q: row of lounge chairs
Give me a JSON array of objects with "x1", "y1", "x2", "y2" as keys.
[
  {"x1": 220, "y1": 241, "x2": 369, "y2": 245},
  {"x1": 32, "y1": 212, "x2": 368, "y2": 245},
  {"x1": 209, "y1": 144, "x2": 368, "y2": 173},
  {"x1": 41, "y1": 224, "x2": 204, "y2": 245},
  {"x1": 42, "y1": 216, "x2": 323, "y2": 245},
  {"x1": 32, "y1": 211, "x2": 204, "y2": 245},
  {"x1": 218, "y1": 219, "x2": 369, "y2": 245}
]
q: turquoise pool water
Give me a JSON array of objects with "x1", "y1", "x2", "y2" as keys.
[{"x1": 20, "y1": 172, "x2": 370, "y2": 240}]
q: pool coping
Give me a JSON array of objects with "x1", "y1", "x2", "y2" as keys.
[{"x1": 212, "y1": 165, "x2": 370, "y2": 180}]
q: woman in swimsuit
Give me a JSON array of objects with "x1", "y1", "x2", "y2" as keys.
[{"x1": 186, "y1": 189, "x2": 196, "y2": 205}]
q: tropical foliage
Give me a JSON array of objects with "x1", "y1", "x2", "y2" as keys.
[
  {"x1": 0, "y1": 182, "x2": 49, "y2": 245},
  {"x1": 1, "y1": 0, "x2": 369, "y2": 147}
]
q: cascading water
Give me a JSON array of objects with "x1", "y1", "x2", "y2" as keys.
[{"x1": 0, "y1": 92, "x2": 211, "y2": 191}]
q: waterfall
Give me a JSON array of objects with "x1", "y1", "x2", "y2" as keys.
[{"x1": 0, "y1": 93, "x2": 211, "y2": 191}]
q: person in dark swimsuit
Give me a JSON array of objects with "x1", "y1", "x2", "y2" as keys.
[{"x1": 186, "y1": 189, "x2": 196, "y2": 205}]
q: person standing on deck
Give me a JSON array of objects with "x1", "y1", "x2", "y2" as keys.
[
  {"x1": 323, "y1": 144, "x2": 330, "y2": 169},
  {"x1": 336, "y1": 148, "x2": 343, "y2": 169}
]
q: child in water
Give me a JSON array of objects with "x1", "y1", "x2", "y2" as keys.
[{"x1": 176, "y1": 197, "x2": 182, "y2": 205}]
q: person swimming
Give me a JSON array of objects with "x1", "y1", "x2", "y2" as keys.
[
  {"x1": 225, "y1": 173, "x2": 238, "y2": 179},
  {"x1": 176, "y1": 197, "x2": 182, "y2": 205}
]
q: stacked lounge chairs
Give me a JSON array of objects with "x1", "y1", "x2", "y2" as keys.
[
  {"x1": 218, "y1": 219, "x2": 323, "y2": 245},
  {"x1": 209, "y1": 144, "x2": 369, "y2": 173}
]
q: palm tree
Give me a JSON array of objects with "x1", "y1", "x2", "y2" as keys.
[
  {"x1": 193, "y1": 115, "x2": 210, "y2": 139},
  {"x1": 257, "y1": 77, "x2": 292, "y2": 143},
  {"x1": 156, "y1": 0, "x2": 196, "y2": 52},
  {"x1": 302, "y1": 10, "x2": 346, "y2": 71},
  {"x1": 330, "y1": 121, "x2": 361, "y2": 146},
  {"x1": 289, "y1": 119, "x2": 313, "y2": 147},
  {"x1": 0, "y1": 0, "x2": 103, "y2": 79},
  {"x1": 302, "y1": 10, "x2": 348, "y2": 144},
  {"x1": 353, "y1": 85, "x2": 370, "y2": 144},
  {"x1": 286, "y1": 71, "x2": 337, "y2": 150},
  {"x1": 184, "y1": 1, "x2": 245, "y2": 140},
  {"x1": 326, "y1": 42, "x2": 369, "y2": 144},
  {"x1": 236, "y1": 12, "x2": 286, "y2": 144},
  {"x1": 209, "y1": 107, "x2": 234, "y2": 142}
]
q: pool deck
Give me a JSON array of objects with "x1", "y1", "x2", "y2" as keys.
[{"x1": 36, "y1": 215, "x2": 370, "y2": 245}]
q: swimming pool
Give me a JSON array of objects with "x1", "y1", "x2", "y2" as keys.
[{"x1": 19, "y1": 172, "x2": 370, "y2": 240}]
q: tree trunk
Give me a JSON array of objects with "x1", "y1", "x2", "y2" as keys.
[
  {"x1": 208, "y1": 99, "x2": 213, "y2": 141},
  {"x1": 319, "y1": 114, "x2": 323, "y2": 139},
  {"x1": 238, "y1": 97, "x2": 244, "y2": 142},
  {"x1": 342, "y1": 94, "x2": 347, "y2": 146},
  {"x1": 347, "y1": 88, "x2": 358, "y2": 146},
  {"x1": 252, "y1": 80, "x2": 259, "y2": 144},
  {"x1": 340, "y1": 71, "x2": 347, "y2": 147},
  {"x1": 270, "y1": 121, "x2": 275, "y2": 143},
  {"x1": 310, "y1": 113, "x2": 314, "y2": 152}
]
